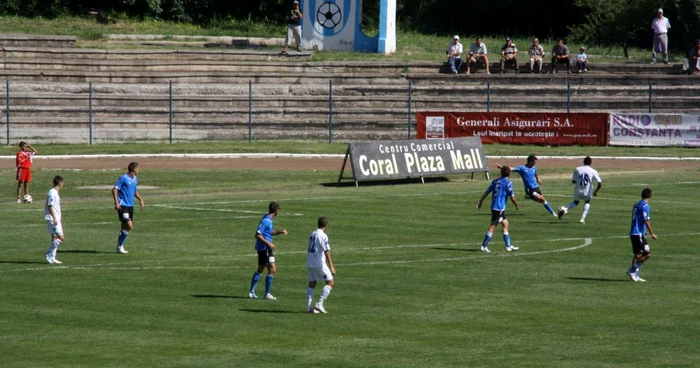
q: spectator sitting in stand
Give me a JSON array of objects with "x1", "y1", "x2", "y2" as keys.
[
  {"x1": 446, "y1": 35, "x2": 464, "y2": 74},
  {"x1": 551, "y1": 38, "x2": 571, "y2": 74},
  {"x1": 528, "y1": 38, "x2": 546, "y2": 74},
  {"x1": 500, "y1": 37, "x2": 519, "y2": 74},
  {"x1": 576, "y1": 47, "x2": 588, "y2": 73},
  {"x1": 690, "y1": 39, "x2": 700, "y2": 74},
  {"x1": 467, "y1": 36, "x2": 491, "y2": 75}
]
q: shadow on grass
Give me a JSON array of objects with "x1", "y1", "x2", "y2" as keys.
[
  {"x1": 325, "y1": 177, "x2": 450, "y2": 187},
  {"x1": 59, "y1": 250, "x2": 109, "y2": 254},
  {"x1": 239, "y1": 308, "x2": 307, "y2": 314},
  {"x1": 0, "y1": 260, "x2": 47, "y2": 264},
  {"x1": 192, "y1": 294, "x2": 249, "y2": 299},
  {"x1": 564, "y1": 277, "x2": 627, "y2": 282},
  {"x1": 431, "y1": 247, "x2": 480, "y2": 252}
]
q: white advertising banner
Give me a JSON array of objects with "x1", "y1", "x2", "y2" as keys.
[{"x1": 609, "y1": 113, "x2": 700, "y2": 147}]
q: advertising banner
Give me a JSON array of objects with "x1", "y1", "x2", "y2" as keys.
[
  {"x1": 609, "y1": 113, "x2": 700, "y2": 147},
  {"x1": 417, "y1": 112, "x2": 608, "y2": 146},
  {"x1": 338, "y1": 137, "x2": 488, "y2": 184}
]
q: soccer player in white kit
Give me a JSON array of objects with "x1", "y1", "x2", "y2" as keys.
[
  {"x1": 306, "y1": 217, "x2": 336, "y2": 314},
  {"x1": 44, "y1": 176, "x2": 65, "y2": 264},
  {"x1": 557, "y1": 156, "x2": 602, "y2": 224}
]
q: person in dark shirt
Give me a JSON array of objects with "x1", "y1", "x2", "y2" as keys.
[{"x1": 282, "y1": 0, "x2": 303, "y2": 54}]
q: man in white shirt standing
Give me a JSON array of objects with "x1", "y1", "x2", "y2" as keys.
[
  {"x1": 557, "y1": 156, "x2": 602, "y2": 224},
  {"x1": 467, "y1": 36, "x2": 491, "y2": 75},
  {"x1": 651, "y1": 8, "x2": 671, "y2": 64},
  {"x1": 446, "y1": 35, "x2": 463, "y2": 74},
  {"x1": 306, "y1": 217, "x2": 336, "y2": 314},
  {"x1": 44, "y1": 176, "x2": 65, "y2": 264}
]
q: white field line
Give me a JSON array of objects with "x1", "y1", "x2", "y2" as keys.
[
  {"x1": 0, "y1": 153, "x2": 346, "y2": 160},
  {"x1": 4, "y1": 176, "x2": 699, "y2": 214},
  {"x1": 1, "y1": 154, "x2": 699, "y2": 161},
  {"x1": 2, "y1": 232, "x2": 697, "y2": 274}
]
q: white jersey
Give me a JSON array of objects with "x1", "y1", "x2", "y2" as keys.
[
  {"x1": 572, "y1": 165, "x2": 602, "y2": 197},
  {"x1": 306, "y1": 228, "x2": 330, "y2": 268},
  {"x1": 44, "y1": 188, "x2": 61, "y2": 222}
]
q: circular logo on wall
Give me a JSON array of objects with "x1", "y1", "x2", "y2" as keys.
[
  {"x1": 640, "y1": 115, "x2": 652, "y2": 126},
  {"x1": 316, "y1": 2, "x2": 342, "y2": 29}
]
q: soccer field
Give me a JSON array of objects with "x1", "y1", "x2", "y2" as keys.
[{"x1": 1, "y1": 161, "x2": 700, "y2": 367}]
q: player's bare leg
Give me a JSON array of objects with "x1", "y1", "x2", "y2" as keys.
[
  {"x1": 532, "y1": 192, "x2": 556, "y2": 216},
  {"x1": 46, "y1": 233, "x2": 65, "y2": 264},
  {"x1": 481, "y1": 222, "x2": 498, "y2": 252},
  {"x1": 502, "y1": 219, "x2": 518, "y2": 251},
  {"x1": 628, "y1": 253, "x2": 650, "y2": 281},
  {"x1": 580, "y1": 200, "x2": 592, "y2": 223},
  {"x1": 264, "y1": 263, "x2": 277, "y2": 299},
  {"x1": 116, "y1": 220, "x2": 133, "y2": 254},
  {"x1": 16, "y1": 182, "x2": 22, "y2": 202}
]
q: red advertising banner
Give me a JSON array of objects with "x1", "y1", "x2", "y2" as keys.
[{"x1": 417, "y1": 112, "x2": 609, "y2": 146}]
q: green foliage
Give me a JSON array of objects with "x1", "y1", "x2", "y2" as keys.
[{"x1": 570, "y1": 0, "x2": 700, "y2": 53}]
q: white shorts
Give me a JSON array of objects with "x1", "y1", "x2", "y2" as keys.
[
  {"x1": 286, "y1": 25, "x2": 302, "y2": 46},
  {"x1": 46, "y1": 220, "x2": 63, "y2": 237},
  {"x1": 307, "y1": 265, "x2": 333, "y2": 282},
  {"x1": 573, "y1": 192, "x2": 592, "y2": 202}
]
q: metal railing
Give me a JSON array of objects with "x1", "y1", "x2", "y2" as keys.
[{"x1": 0, "y1": 78, "x2": 676, "y2": 144}]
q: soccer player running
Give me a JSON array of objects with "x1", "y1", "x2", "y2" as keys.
[
  {"x1": 44, "y1": 176, "x2": 65, "y2": 264},
  {"x1": 477, "y1": 166, "x2": 521, "y2": 252},
  {"x1": 112, "y1": 162, "x2": 145, "y2": 254},
  {"x1": 626, "y1": 188, "x2": 658, "y2": 282},
  {"x1": 249, "y1": 201, "x2": 288, "y2": 300},
  {"x1": 558, "y1": 156, "x2": 602, "y2": 223},
  {"x1": 306, "y1": 217, "x2": 336, "y2": 314},
  {"x1": 16, "y1": 141, "x2": 38, "y2": 203},
  {"x1": 499, "y1": 155, "x2": 556, "y2": 217}
]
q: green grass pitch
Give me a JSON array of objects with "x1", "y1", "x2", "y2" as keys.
[{"x1": 1, "y1": 163, "x2": 699, "y2": 367}]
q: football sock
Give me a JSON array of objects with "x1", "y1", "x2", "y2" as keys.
[
  {"x1": 566, "y1": 202, "x2": 576, "y2": 210},
  {"x1": 633, "y1": 261, "x2": 642, "y2": 271},
  {"x1": 117, "y1": 230, "x2": 129, "y2": 246},
  {"x1": 250, "y1": 272, "x2": 261, "y2": 294},
  {"x1": 319, "y1": 285, "x2": 332, "y2": 302},
  {"x1": 503, "y1": 232, "x2": 511, "y2": 247},
  {"x1": 307, "y1": 287, "x2": 314, "y2": 307},
  {"x1": 48, "y1": 239, "x2": 61, "y2": 258},
  {"x1": 265, "y1": 275, "x2": 274, "y2": 295},
  {"x1": 543, "y1": 202, "x2": 555, "y2": 215},
  {"x1": 482, "y1": 231, "x2": 493, "y2": 247},
  {"x1": 581, "y1": 203, "x2": 591, "y2": 221}
]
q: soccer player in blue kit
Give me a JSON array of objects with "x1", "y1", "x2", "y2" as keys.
[
  {"x1": 626, "y1": 188, "x2": 658, "y2": 282},
  {"x1": 249, "y1": 201, "x2": 288, "y2": 300},
  {"x1": 477, "y1": 166, "x2": 521, "y2": 252},
  {"x1": 499, "y1": 155, "x2": 556, "y2": 217},
  {"x1": 112, "y1": 162, "x2": 145, "y2": 254}
]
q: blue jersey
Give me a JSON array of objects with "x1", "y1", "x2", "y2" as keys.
[
  {"x1": 630, "y1": 199, "x2": 650, "y2": 236},
  {"x1": 486, "y1": 177, "x2": 515, "y2": 211},
  {"x1": 255, "y1": 214, "x2": 274, "y2": 251},
  {"x1": 114, "y1": 174, "x2": 138, "y2": 207},
  {"x1": 512, "y1": 165, "x2": 539, "y2": 190}
]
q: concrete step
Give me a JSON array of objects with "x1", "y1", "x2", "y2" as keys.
[
  {"x1": 8, "y1": 126, "x2": 409, "y2": 143},
  {"x1": 0, "y1": 69, "x2": 407, "y2": 84},
  {"x1": 0, "y1": 47, "x2": 684, "y2": 74},
  {"x1": 0, "y1": 47, "x2": 310, "y2": 62},
  {"x1": 0, "y1": 34, "x2": 76, "y2": 48},
  {"x1": 5, "y1": 92, "x2": 699, "y2": 111},
  {"x1": 1, "y1": 68, "x2": 695, "y2": 86},
  {"x1": 2, "y1": 83, "x2": 696, "y2": 98},
  {"x1": 434, "y1": 62, "x2": 683, "y2": 75}
]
